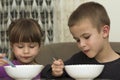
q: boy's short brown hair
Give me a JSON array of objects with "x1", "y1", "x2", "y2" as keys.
[{"x1": 68, "y1": 2, "x2": 110, "y2": 32}]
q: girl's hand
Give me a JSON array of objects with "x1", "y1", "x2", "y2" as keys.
[
  {"x1": 51, "y1": 59, "x2": 64, "y2": 77},
  {"x1": 0, "y1": 53, "x2": 8, "y2": 66}
]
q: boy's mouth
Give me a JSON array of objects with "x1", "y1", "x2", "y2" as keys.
[{"x1": 83, "y1": 50, "x2": 89, "y2": 54}]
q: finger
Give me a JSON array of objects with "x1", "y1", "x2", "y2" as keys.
[
  {"x1": 53, "y1": 59, "x2": 64, "y2": 65},
  {"x1": 0, "y1": 53, "x2": 6, "y2": 58},
  {"x1": 53, "y1": 61, "x2": 61, "y2": 66},
  {"x1": 0, "y1": 59, "x2": 8, "y2": 66},
  {"x1": 51, "y1": 64, "x2": 64, "y2": 75},
  {"x1": 0, "y1": 59, "x2": 8, "y2": 63},
  {"x1": 57, "y1": 59, "x2": 64, "y2": 65},
  {"x1": 52, "y1": 66, "x2": 64, "y2": 72},
  {"x1": 52, "y1": 63, "x2": 64, "y2": 69},
  {"x1": 0, "y1": 62, "x2": 7, "y2": 66},
  {"x1": 52, "y1": 68, "x2": 64, "y2": 76}
]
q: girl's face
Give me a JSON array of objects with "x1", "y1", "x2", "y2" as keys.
[
  {"x1": 12, "y1": 42, "x2": 40, "y2": 64},
  {"x1": 70, "y1": 19, "x2": 109, "y2": 58}
]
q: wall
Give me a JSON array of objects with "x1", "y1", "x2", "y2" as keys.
[
  {"x1": 88, "y1": 0, "x2": 120, "y2": 42},
  {"x1": 53, "y1": 0, "x2": 120, "y2": 43}
]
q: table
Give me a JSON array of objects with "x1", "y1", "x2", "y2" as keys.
[
  {"x1": 0, "y1": 78, "x2": 112, "y2": 80},
  {"x1": 0, "y1": 78, "x2": 73, "y2": 80}
]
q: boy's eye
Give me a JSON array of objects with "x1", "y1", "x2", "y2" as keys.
[
  {"x1": 73, "y1": 37, "x2": 80, "y2": 43},
  {"x1": 74, "y1": 39, "x2": 80, "y2": 43},
  {"x1": 76, "y1": 39, "x2": 80, "y2": 42},
  {"x1": 84, "y1": 36, "x2": 90, "y2": 39}
]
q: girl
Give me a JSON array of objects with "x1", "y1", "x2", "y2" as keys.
[{"x1": 0, "y1": 18, "x2": 43, "y2": 80}]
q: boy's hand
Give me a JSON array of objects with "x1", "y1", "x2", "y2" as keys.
[
  {"x1": 0, "y1": 53, "x2": 8, "y2": 66},
  {"x1": 51, "y1": 59, "x2": 64, "y2": 77}
]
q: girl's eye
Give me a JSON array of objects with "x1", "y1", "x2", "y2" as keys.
[
  {"x1": 18, "y1": 46, "x2": 24, "y2": 48},
  {"x1": 29, "y1": 45, "x2": 35, "y2": 48},
  {"x1": 29, "y1": 44, "x2": 37, "y2": 48}
]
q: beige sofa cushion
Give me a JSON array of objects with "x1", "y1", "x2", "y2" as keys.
[{"x1": 35, "y1": 42, "x2": 120, "y2": 65}]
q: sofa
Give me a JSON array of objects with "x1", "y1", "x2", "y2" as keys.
[{"x1": 35, "y1": 42, "x2": 120, "y2": 65}]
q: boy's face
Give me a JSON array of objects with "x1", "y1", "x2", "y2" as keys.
[
  {"x1": 69, "y1": 19, "x2": 109, "y2": 58},
  {"x1": 11, "y1": 42, "x2": 40, "y2": 64}
]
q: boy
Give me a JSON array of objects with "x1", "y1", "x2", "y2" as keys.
[{"x1": 42, "y1": 2, "x2": 120, "y2": 80}]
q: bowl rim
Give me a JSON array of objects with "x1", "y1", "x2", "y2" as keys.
[
  {"x1": 4, "y1": 64, "x2": 44, "y2": 68},
  {"x1": 65, "y1": 64, "x2": 104, "y2": 67}
]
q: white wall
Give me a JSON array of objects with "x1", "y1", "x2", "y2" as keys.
[
  {"x1": 53, "y1": 0, "x2": 120, "y2": 43},
  {"x1": 87, "y1": 0, "x2": 120, "y2": 42}
]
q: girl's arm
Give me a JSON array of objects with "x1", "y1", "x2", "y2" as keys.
[{"x1": 0, "y1": 53, "x2": 8, "y2": 66}]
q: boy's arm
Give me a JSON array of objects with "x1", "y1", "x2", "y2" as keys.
[
  {"x1": 41, "y1": 52, "x2": 82, "y2": 79},
  {"x1": 41, "y1": 64, "x2": 69, "y2": 79}
]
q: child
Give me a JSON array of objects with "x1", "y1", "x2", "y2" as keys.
[
  {"x1": 42, "y1": 2, "x2": 120, "y2": 80},
  {"x1": 0, "y1": 18, "x2": 43, "y2": 80}
]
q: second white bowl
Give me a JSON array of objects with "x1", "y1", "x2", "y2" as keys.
[{"x1": 65, "y1": 64, "x2": 104, "y2": 80}]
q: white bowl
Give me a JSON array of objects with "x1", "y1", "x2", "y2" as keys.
[
  {"x1": 65, "y1": 64, "x2": 104, "y2": 80},
  {"x1": 4, "y1": 65, "x2": 44, "y2": 80}
]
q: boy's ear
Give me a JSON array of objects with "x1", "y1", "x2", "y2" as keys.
[{"x1": 102, "y1": 25, "x2": 110, "y2": 38}]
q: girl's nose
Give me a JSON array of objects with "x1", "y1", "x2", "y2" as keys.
[{"x1": 23, "y1": 47, "x2": 29, "y2": 54}]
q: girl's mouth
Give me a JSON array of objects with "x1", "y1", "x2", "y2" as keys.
[{"x1": 22, "y1": 56, "x2": 31, "y2": 59}]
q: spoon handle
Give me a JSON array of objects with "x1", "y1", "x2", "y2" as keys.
[{"x1": 3, "y1": 57, "x2": 15, "y2": 67}]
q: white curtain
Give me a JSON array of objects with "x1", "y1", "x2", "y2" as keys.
[{"x1": 0, "y1": 0, "x2": 54, "y2": 55}]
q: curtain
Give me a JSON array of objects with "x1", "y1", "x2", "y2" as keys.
[{"x1": 0, "y1": 0, "x2": 54, "y2": 55}]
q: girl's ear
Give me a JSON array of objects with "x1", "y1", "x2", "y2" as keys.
[
  {"x1": 102, "y1": 25, "x2": 110, "y2": 38},
  {"x1": 10, "y1": 43, "x2": 12, "y2": 47},
  {"x1": 10, "y1": 43, "x2": 13, "y2": 51}
]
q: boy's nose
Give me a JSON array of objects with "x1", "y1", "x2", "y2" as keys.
[{"x1": 78, "y1": 41, "x2": 86, "y2": 49}]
